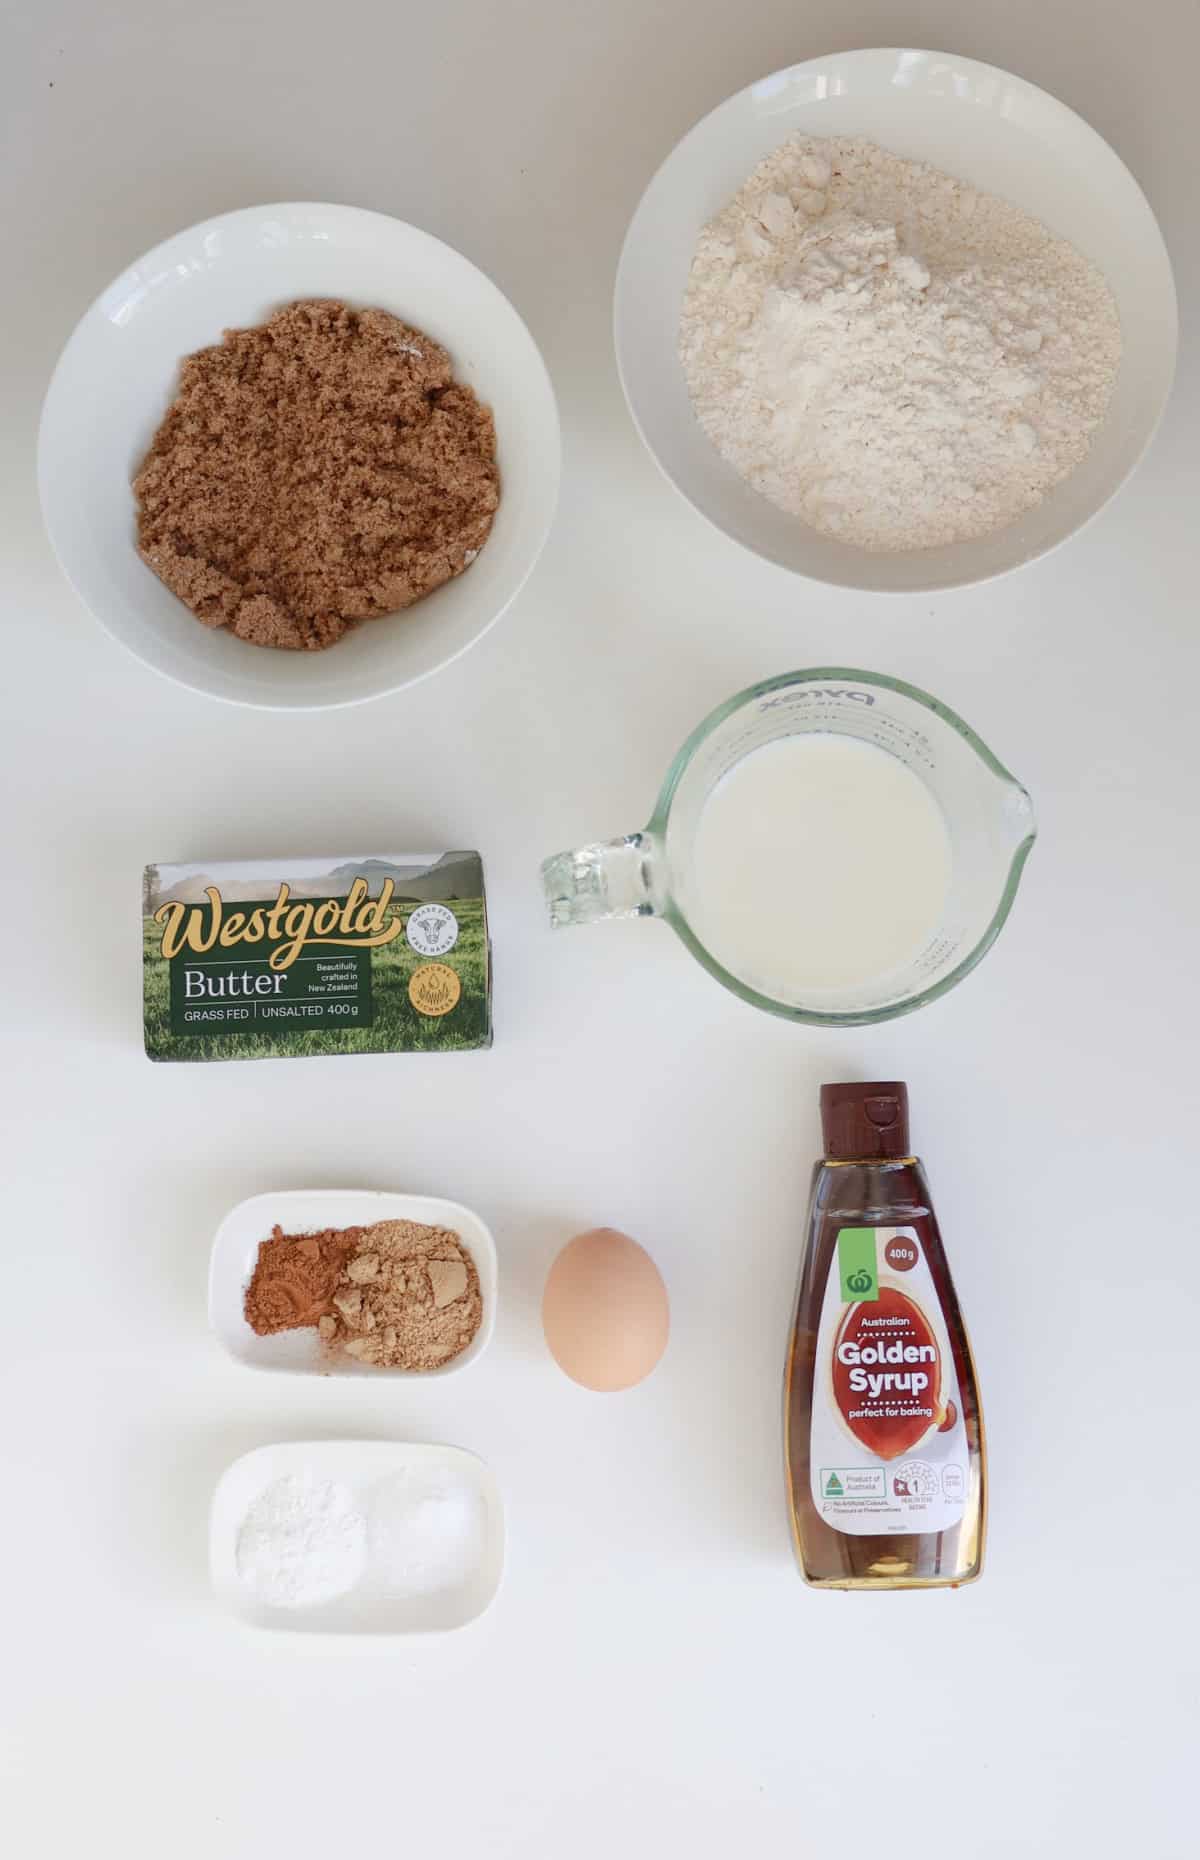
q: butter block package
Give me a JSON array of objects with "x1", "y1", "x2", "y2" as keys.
[{"x1": 143, "y1": 853, "x2": 490, "y2": 1061}]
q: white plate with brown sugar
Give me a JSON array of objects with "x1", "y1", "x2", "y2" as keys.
[
  {"x1": 209, "y1": 1189, "x2": 498, "y2": 1377},
  {"x1": 38, "y1": 203, "x2": 560, "y2": 709}
]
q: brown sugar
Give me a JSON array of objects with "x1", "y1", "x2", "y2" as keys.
[
  {"x1": 243, "y1": 1224, "x2": 365, "y2": 1334},
  {"x1": 133, "y1": 300, "x2": 500, "y2": 651}
]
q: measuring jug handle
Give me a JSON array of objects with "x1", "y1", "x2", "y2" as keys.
[{"x1": 541, "y1": 831, "x2": 663, "y2": 928}]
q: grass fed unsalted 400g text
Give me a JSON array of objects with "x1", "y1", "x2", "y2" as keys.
[{"x1": 143, "y1": 853, "x2": 490, "y2": 1061}]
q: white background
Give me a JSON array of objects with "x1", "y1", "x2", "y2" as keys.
[{"x1": 3, "y1": 4, "x2": 1197, "y2": 1855}]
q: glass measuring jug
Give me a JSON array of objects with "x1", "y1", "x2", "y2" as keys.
[{"x1": 541, "y1": 669, "x2": 1036, "y2": 1026}]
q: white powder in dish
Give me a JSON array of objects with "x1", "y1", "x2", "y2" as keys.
[
  {"x1": 369, "y1": 1467, "x2": 486, "y2": 1597},
  {"x1": 678, "y1": 134, "x2": 1122, "y2": 550},
  {"x1": 235, "y1": 1472, "x2": 367, "y2": 1609}
]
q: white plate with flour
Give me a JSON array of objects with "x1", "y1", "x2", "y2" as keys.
[
  {"x1": 616, "y1": 47, "x2": 1177, "y2": 593},
  {"x1": 210, "y1": 1440, "x2": 505, "y2": 1633}
]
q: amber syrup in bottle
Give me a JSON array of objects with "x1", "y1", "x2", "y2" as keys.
[{"x1": 784, "y1": 1082, "x2": 986, "y2": 1589}]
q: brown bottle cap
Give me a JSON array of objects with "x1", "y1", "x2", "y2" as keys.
[{"x1": 820, "y1": 1082, "x2": 910, "y2": 1161}]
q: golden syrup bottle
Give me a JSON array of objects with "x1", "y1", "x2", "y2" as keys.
[{"x1": 784, "y1": 1082, "x2": 986, "y2": 1589}]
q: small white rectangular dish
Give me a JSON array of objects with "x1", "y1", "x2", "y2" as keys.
[
  {"x1": 208, "y1": 1189, "x2": 497, "y2": 1377},
  {"x1": 210, "y1": 1440, "x2": 504, "y2": 1633}
]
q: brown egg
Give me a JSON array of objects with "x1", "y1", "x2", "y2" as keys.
[{"x1": 542, "y1": 1228, "x2": 669, "y2": 1392}]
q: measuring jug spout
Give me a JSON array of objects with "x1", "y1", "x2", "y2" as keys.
[{"x1": 541, "y1": 832, "x2": 663, "y2": 928}]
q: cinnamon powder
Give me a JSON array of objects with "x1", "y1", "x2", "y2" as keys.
[
  {"x1": 243, "y1": 1224, "x2": 364, "y2": 1334},
  {"x1": 134, "y1": 300, "x2": 500, "y2": 651}
]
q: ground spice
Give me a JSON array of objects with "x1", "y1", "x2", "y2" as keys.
[
  {"x1": 320, "y1": 1218, "x2": 482, "y2": 1370},
  {"x1": 244, "y1": 1224, "x2": 364, "y2": 1334},
  {"x1": 242, "y1": 1217, "x2": 483, "y2": 1369},
  {"x1": 134, "y1": 300, "x2": 500, "y2": 651}
]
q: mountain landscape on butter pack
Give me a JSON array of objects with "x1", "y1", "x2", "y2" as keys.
[{"x1": 147, "y1": 853, "x2": 480, "y2": 912}]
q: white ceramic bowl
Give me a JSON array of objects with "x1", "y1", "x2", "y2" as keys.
[
  {"x1": 39, "y1": 203, "x2": 560, "y2": 708},
  {"x1": 615, "y1": 48, "x2": 1177, "y2": 594},
  {"x1": 209, "y1": 1189, "x2": 497, "y2": 1377},
  {"x1": 210, "y1": 1440, "x2": 505, "y2": 1633}
]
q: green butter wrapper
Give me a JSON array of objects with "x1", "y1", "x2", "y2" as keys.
[{"x1": 143, "y1": 853, "x2": 491, "y2": 1061}]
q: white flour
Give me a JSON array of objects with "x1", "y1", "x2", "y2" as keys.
[
  {"x1": 235, "y1": 1472, "x2": 367, "y2": 1609},
  {"x1": 679, "y1": 135, "x2": 1122, "y2": 550}
]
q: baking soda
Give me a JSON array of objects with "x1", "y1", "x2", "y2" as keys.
[
  {"x1": 232, "y1": 1465, "x2": 486, "y2": 1612},
  {"x1": 235, "y1": 1472, "x2": 367, "y2": 1608},
  {"x1": 369, "y1": 1467, "x2": 487, "y2": 1597}
]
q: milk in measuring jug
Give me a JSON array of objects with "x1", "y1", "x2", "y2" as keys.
[{"x1": 686, "y1": 734, "x2": 952, "y2": 996}]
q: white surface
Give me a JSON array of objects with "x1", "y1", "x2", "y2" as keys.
[
  {"x1": 1, "y1": 4, "x2": 1197, "y2": 1858},
  {"x1": 617, "y1": 48, "x2": 1177, "y2": 590},
  {"x1": 209, "y1": 1189, "x2": 497, "y2": 1376},
  {"x1": 38, "y1": 202, "x2": 561, "y2": 708},
  {"x1": 210, "y1": 1441, "x2": 503, "y2": 1632}
]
